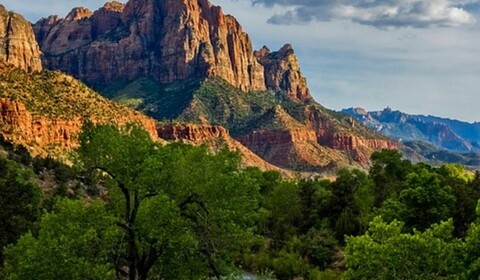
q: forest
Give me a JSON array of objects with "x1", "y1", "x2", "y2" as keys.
[{"x1": 1, "y1": 123, "x2": 480, "y2": 279}]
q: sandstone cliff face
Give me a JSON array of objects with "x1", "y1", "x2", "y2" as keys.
[
  {"x1": 157, "y1": 123, "x2": 284, "y2": 172},
  {"x1": 302, "y1": 105, "x2": 400, "y2": 165},
  {"x1": 158, "y1": 123, "x2": 229, "y2": 143},
  {"x1": 255, "y1": 44, "x2": 310, "y2": 102},
  {"x1": 238, "y1": 129, "x2": 334, "y2": 169},
  {"x1": 0, "y1": 5, "x2": 42, "y2": 72},
  {"x1": 0, "y1": 98, "x2": 157, "y2": 155},
  {"x1": 34, "y1": 0, "x2": 265, "y2": 91}
]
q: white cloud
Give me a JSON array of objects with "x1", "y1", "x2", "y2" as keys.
[{"x1": 254, "y1": 0, "x2": 478, "y2": 28}]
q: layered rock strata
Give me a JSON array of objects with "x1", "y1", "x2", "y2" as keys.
[
  {"x1": 255, "y1": 44, "x2": 311, "y2": 102},
  {"x1": 33, "y1": 0, "x2": 266, "y2": 91},
  {"x1": 0, "y1": 5, "x2": 42, "y2": 71},
  {"x1": 0, "y1": 98, "x2": 157, "y2": 155},
  {"x1": 157, "y1": 123, "x2": 284, "y2": 172}
]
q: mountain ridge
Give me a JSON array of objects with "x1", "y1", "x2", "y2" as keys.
[{"x1": 343, "y1": 107, "x2": 480, "y2": 153}]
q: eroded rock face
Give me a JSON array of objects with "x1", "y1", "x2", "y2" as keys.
[
  {"x1": 0, "y1": 5, "x2": 42, "y2": 72},
  {"x1": 157, "y1": 123, "x2": 229, "y2": 142},
  {"x1": 0, "y1": 98, "x2": 157, "y2": 155},
  {"x1": 157, "y1": 123, "x2": 285, "y2": 172},
  {"x1": 238, "y1": 129, "x2": 325, "y2": 168},
  {"x1": 255, "y1": 44, "x2": 311, "y2": 102},
  {"x1": 302, "y1": 105, "x2": 400, "y2": 166},
  {"x1": 34, "y1": 0, "x2": 266, "y2": 91}
]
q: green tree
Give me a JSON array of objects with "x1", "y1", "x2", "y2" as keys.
[
  {"x1": 369, "y1": 150, "x2": 412, "y2": 207},
  {"x1": 379, "y1": 167, "x2": 456, "y2": 231},
  {"x1": 327, "y1": 169, "x2": 374, "y2": 240},
  {"x1": 3, "y1": 199, "x2": 120, "y2": 280},
  {"x1": 263, "y1": 181, "x2": 302, "y2": 244},
  {"x1": 345, "y1": 217, "x2": 463, "y2": 280},
  {"x1": 463, "y1": 199, "x2": 480, "y2": 279},
  {"x1": 0, "y1": 158, "x2": 42, "y2": 262},
  {"x1": 76, "y1": 123, "x2": 260, "y2": 279},
  {"x1": 438, "y1": 165, "x2": 480, "y2": 236}
]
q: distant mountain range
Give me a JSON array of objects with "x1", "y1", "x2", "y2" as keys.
[{"x1": 343, "y1": 107, "x2": 480, "y2": 166}]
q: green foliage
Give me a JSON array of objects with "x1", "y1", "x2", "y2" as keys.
[
  {"x1": 76, "y1": 123, "x2": 260, "y2": 279},
  {"x1": 0, "y1": 158, "x2": 42, "y2": 261},
  {"x1": 379, "y1": 166, "x2": 456, "y2": 231},
  {"x1": 345, "y1": 217, "x2": 463, "y2": 280},
  {"x1": 4, "y1": 120, "x2": 480, "y2": 279},
  {"x1": 327, "y1": 169, "x2": 374, "y2": 240},
  {"x1": 3, "y1": 199, "x2": 120, "y2": 280},
  {"x1": 243, "y1": 174, "x2": 339, "y2": 280},
  {"x1": 369, "y1": 149, "x2": 413, "y2": 207}
]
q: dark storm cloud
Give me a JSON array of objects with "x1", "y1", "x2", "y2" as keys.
[{"x1": 251, "y1": 0, "x2": 479, "y2": 28}]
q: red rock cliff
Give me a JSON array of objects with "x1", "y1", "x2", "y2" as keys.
[
  {"x1": 255, "y1": 44, "x2": 311, "y2": 102},
  {"x1": 157, "y1": 123, "x2": 285, "y2": 172},
  {"x1": 0, "y1": 5, "x2": 42, "y2": 72},
  {"x1": 0, "y1": 98, "x2": 157, "y2": 155},
  {"x1": 33, "y1": 0, "x2": 266, "y2": 91}
]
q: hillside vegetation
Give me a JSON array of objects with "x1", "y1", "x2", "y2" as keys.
[
  {"x1": 0, "y1": 64, "x2": 151, "y2": 121},
  {"x1": 1, "y1": 124, "x2": 480, "y2": 279},
  {"x1": 0, "y1": 63, "x2": 156, "y2": 156},
  {"x1": 103, "y1": 77, "x2": 379, "y2": 139}
]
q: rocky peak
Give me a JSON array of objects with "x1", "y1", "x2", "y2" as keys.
[
  {"x1": 65, "y1": 7, "x2": 93, "y2": 22},
  {"x1": 102, "y1": 1, "x2": 125, "y2": 12},
  {"x1": 0, "y1": 5, "x2": 42, "y2": 72},
  {"x1": 255, "y1": 43, "x2": 311, "y2": 102},
  {"x1": 34, "y1": 0, "x2": 266, "y2": 91},
  {"x1": 353, "y1": 107, "x2": 368, "y2": 116}
]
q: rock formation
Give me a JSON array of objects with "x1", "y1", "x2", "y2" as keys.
[
  {"x1": 0, "y1": 5, "x2": 42, "y2": 72},
  {"x1": 237, "y1": 129, "x2": 348, "y2": 170},
  {"x1": 0, "y1": 61, "x2": 157, "y2": 156},
  {"x1": 255, "y1": 44, "x2": 311, "y2": 102},
  {"x1": 0, "y1": 97, "x2": 157, "y2": 156},
  {"x1": 27, "y1": 0, "x2": 400, "y2": 171},
  {"x1": 157, "y1": 123, "x2": 285, "y2": 172},
  {"x1": 33, "y1": 0, "x2": 266, "y2": 91}
]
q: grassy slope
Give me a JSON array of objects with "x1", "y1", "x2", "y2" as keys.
[
  {"x1": 0, "y1": 65, "x2": 151, "y2": 122},
  {"x1": 0, "y1": 63, "x2": 156, "y2": 157},
  {"x1": 102, "y1": 77, "x2": 380, "y2": 139}
]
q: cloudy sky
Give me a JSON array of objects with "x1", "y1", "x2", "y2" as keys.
[{"x1": 3, "y1": 0, "x2": 480, "y2": 122}]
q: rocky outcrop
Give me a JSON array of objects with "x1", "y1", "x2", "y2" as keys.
[
  {"x1": 26, "y1": 0, "x2": 401, "y2": 172},
  {"x1": 238, "y1": 129, "x2": 322, "y2": 168},
  {"x1": 0, "y1": 5, "x2": 42, "y2": 72},
  {"x1": 255, "y1": 44, "x2": 311, "y2": 102},
  {"x1": 158, "y1": 123, "x2": 229, "y2": 142},
  {"x1": 157, "y1": 123, "x2": 285, "y2": 172},
  {"x1": 34, "y1": 0, "x2": 266, "y2": 91},
  {"x1": 0, "y1": 98, "x2": 157, "y2": 155}
]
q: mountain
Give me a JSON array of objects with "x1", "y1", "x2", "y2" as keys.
[
  {"x1": 28, "y1": 0, "x2": 399, "y2": 172},
  {"x1": 0, "y1": 5, "x2": 42, "y2": 72},
  {"x1": 343, "y1": 107, "x2": 480, "y2": 153},
  {"x1": 0, "y1": 6, "x2": 156, "y2": 156},
  {"x1": 0, "y1": 62, "x2": 158, "y2": 157},
  {"x1": 402, "y1": 141, "x2": 480, "y2": 167},
  {"x1": 0, "y1": 7, "x2": 284, "y2": 174},
  {"x1": 33, "y1": 0, "x2": 265, "y2": 91}
]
